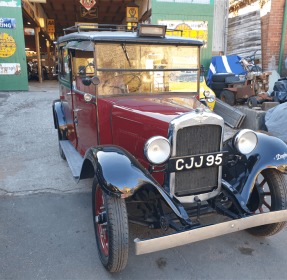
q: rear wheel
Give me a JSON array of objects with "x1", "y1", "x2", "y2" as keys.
[
  {"x1": 220, "y1": 90, "x2": 235, "y2": 106},
  {"x1": 92, "y1": 180, "x2": 129, "y2": 272},
  {"x1": 246, "y1": 169, "x2": 287, "y2": 236}
]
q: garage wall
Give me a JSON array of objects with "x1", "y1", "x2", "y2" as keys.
[
  {"x1": 0, "y1": 1, "x2": 28, "y2": 91},
  {"x1": 151, "y1": 0, "x2": 214, "y2": 70},
  {"x1": 227, "y1": 11, "x2": 262, "y2": 61}
]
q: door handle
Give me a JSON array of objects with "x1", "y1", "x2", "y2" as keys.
[
  {"x1": 66, "y1": 92, "x2": 72, "y2": 95},
  {"x1": 73, "y1": 108, "x2": 82, "y2": 112}
]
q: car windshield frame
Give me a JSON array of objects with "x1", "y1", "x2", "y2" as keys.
[{"x1": 94, "y1": 42, "x2": 201, "y2": 96}]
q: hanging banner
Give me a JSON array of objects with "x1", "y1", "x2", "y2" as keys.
[
  {"x1": 0, "y1": 62, "x2": 21, "y2": 75},
  {"x1": 0, "y1": 18, "x2": 16, "y2": 29},
  {"x1": 0, "y1": 32, "x2": 17, "y2": 58},
  {"x1": 79, "y1": 0, "x2": 96, "y2": 11}
]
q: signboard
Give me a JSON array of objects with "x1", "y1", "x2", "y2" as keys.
[
  {"x1": 0, "y1": 18, "x2": 16, "y2": 29},
  {"x1": 0, "y1": 63, "x2": 20, "y2": 75},
  {"x1": 0, "y1": 32, "x2": 16, "y2": 58},
  {"x1": 80, "y1": 6, "x2": 98, "y2": 18},
  {"x1": 79, "y1": 0, "x2": 96, "y2": 11},
  {"x1": 158, "y1": 20, "x2": 208, "y2": 46},
  {"x1": 126, "y1": 6, "x2": 138, "y2": 23},
  {"x1": 0, "y1": 0, "x2": 21, "y2": 7},
  {"x1": 47, "y1": 19, "x2": 55, "y2": 33}
]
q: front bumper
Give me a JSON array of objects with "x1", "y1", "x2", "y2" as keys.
[{"x1": 134, "y1": 210, "x2": 287, "y2": 255}]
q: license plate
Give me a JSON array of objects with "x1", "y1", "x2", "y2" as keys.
[{"x1": 168, "y1": 152, "x2": 227, "y2": 173}]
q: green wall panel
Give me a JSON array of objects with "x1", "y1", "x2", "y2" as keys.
[
  {"x1": 151, "y1": 0, "x2": 214, "y2": 71},
  {"x1": 0, "y1": 1, "x2": 28, "y2": 91}
]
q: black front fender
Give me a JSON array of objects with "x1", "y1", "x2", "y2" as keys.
[
  {"x1": 80, "y1": 145, "x2": 191, "y2": 222},
  {"x1": 80, "y1": 145, "x2": 161, "y2": 197},
  {"x1": 241, "y1": 133, "x2": 287, "y2": 204}
]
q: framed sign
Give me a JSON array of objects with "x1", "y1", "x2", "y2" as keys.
[
  {"x1": 79, "y1": 0, "x2": 96, "y2": 11},
  {"x1": 0, "y1": 18, "x2": 16, "y2": 29},
  {"x1": 0, "y1": 33, "x2": 16, "y2": 58}
]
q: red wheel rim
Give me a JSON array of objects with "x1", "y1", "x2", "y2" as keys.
[{"x1": 95, "y1": 187, "x2": 109, "y2": 256}]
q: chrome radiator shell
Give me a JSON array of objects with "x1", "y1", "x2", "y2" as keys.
[{"x1": 168, "y1": 110, "x2": 225, "y2": 203}]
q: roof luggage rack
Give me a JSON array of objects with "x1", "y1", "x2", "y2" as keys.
[{"x1": 63, "y1": 23, "x2": 137, "y2": 34}]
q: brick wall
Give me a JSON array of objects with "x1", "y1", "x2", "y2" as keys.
[{"x1": 261, "y1": 0, "x2": 287, "y2": 76}]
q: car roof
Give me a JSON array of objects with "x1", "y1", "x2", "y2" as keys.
[{"x1": 57, "y1": 30, "x2": 203, "y2": 47}]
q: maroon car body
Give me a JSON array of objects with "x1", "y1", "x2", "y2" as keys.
[{"x1": 53, "y1": 24, "x2": 287, "y2": 273}]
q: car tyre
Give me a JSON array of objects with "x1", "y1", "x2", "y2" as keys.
[
  {"x1": 220, "y1": 90, "x2": 235, "y2": 106},
  {"x1": 247, "y1": 96, "x2": 258, "y2": 108},
  {"x1": 246, "y1": 169, "x2": 287, "y2": 237},
  {"x1": 92, "y1": 180, "x2": 129, "y2": 272}
]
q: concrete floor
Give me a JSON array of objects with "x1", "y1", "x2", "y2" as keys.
[{"x1": 1, "y1": 80, "x2": 287, "y2": 280}]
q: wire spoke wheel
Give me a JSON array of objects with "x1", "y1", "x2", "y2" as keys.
[
  {"x1": 246, "y1": 169, "x2": 287, "y2": 236},
  {"x1": 92, "y1": 179, "x2": 129, "y2": 272}
]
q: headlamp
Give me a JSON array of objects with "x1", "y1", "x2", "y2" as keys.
[
  {"x1": 144, "y1": 136, "x2": 171, "y2": 165},
  {"x1": 233, "y1": 129, "x2": 258, "y2": 155}
]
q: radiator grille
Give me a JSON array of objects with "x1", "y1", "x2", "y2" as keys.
[{"x1": 174, "y1": 125, "x2": 222, "y2": 196}]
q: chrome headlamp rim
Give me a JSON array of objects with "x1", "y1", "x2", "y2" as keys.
[
  {"x1": 144, "y1": 136, "x2": 171, "y2": 165},
  {"x1": 233, "y1": 129, "x2": 258, "y2": 155},
  {"x1": 203, "y1": 90, "x2": 211, "y2": 98},
  {"x1": 203, "y1": 90, "x2": 215, "y2": 102}
]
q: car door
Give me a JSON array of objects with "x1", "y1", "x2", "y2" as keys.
[
  {"x1": 58, "y1": 46, "x2": 77, "y2": 146},
  {"x1": 71, "y1": 49, "x2": 99, "y2": 156}
]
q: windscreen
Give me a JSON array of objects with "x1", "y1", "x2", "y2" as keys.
[{"x1": 95, "y1": 43, "x2": 200, "y2": 96}]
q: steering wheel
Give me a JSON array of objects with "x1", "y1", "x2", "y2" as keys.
[{"x1": 102, "y1": 73, "x2": 141, "y2": 93}]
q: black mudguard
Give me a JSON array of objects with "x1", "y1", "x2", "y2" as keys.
[
  {"x1": 238, "y1": 133, "x2": 287, "y2": 205},
  {"x1": 80, "y1": 145, "x2": 191, "y2": 222}
]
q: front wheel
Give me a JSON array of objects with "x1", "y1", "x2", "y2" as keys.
[
  {"x1": 92, "y1": 180, "x2": 129, "y2": 272},
  {"x1": 246, "y1": 169, "x2": 287, "y2": 236}
]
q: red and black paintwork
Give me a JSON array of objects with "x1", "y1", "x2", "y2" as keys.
[{"x1": 53, "y1": 86, "x2": 287, "y2": 218}]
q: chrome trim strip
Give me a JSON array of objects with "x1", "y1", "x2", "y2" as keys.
[
  {"x1": 134, "y1": 210, "x2": 287, "y2": 255},
  {"x1": 168, "y1": 111, "x2": 225, "y2": 203}
]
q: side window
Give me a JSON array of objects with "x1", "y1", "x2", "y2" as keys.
[
  {"x1": 59, "y1": 47, "x2": 71, "y2": 81},
  {"x1": 72, "y1": 50, "x2": 95, "y2": 91}
]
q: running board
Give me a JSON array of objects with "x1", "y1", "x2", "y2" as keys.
[{"x1": 59, "y1": 140, "x2": 84, "y2": 179}]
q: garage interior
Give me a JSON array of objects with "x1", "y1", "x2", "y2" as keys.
[{"x1": 22, "y1": 0, "x2": 149, "y2": 81}]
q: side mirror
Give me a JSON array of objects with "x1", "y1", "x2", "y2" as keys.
[
  {"x1": 81, "y1": 76, "x2": 100, "y2": 86},
  {"x1": 91, "y1": 76, "x2": 100, "y2": 85},
  {"x1": 82, "y1": 77, "x2": 92, "y2": 86}
]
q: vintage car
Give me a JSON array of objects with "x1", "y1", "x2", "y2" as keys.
[{"x1": 53, "y1": 24, "x2": 287, "y2": 273}]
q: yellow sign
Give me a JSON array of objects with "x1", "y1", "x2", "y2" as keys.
[
  {"x1": 126, "y1": 7, "x2": 138, "y2": 23},
  {"x1": 47, "y1": 19, "x2": 55, "y2": 33},
  {"x1": 0, "y1": 33, "x2": 16, "y2": 58}
]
